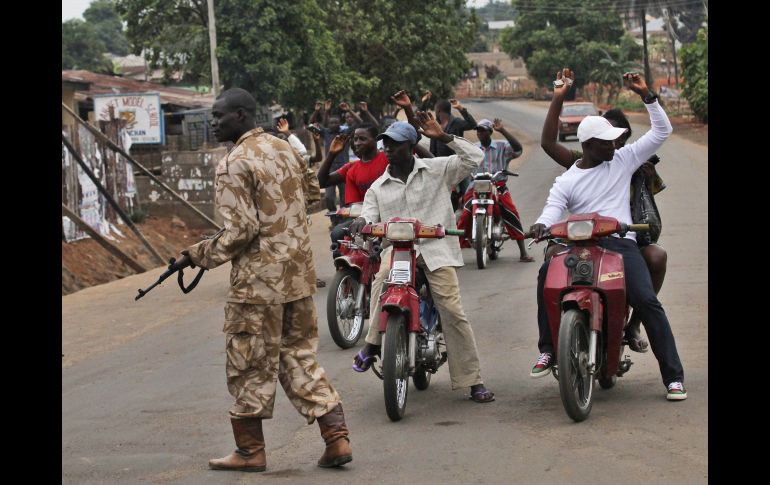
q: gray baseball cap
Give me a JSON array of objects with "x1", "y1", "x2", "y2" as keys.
[
  {"x1": 376, "y1": 121, "x2": 418, "y2": 144},
  {"x1": 475, "y1": 119, "x2": 494, "y2": 131}
]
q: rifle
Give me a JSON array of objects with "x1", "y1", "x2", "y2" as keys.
[{"x1": 134, "y1": 228, "x2": 224, "y2": 301}]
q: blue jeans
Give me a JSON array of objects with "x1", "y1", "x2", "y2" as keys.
[{"x1": 536, "y1": 237, "x2": 684, "y2": 386}]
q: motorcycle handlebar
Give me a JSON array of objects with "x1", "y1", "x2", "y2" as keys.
[
  {"x1": 627, "y1": 223, "x2": 650, "y2": 232},
  {"x1": 445, "y1": 229, "x2": 465, "y2": 237}
]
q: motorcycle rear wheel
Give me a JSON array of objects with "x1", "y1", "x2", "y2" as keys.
[
  {"x1": 557, "y1": 309, "x2": 594, "y2": 422},
  {"x1": 413, "y1": 366, "x2": 431, "y2": 390},
  {"x1": 475, "y1": 214, "x2": 488, "y2": 269},
  {"x1": 383, "y1": 314, "x2": 409, "y2": 421},
  {"x1": 598, "y1": 375, "x2": 617, "y2": 389},
  {"x1": 488, "y1": 220, "x2": 502, "y2": 260},
  {"x1": 326, "y1": 267, "x2": 364, "y2": 349}
]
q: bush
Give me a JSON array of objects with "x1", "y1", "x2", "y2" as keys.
[
  {"x1": 129, "y1": 208, "x2": 148, "y2": 224},
  {"x1": 680, "y1": 25, "x2": 708, "y2": 123},
  {"x1": 613, "y1": 97, "x2": 645, "y2": 112}
]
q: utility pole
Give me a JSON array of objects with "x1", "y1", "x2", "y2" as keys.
[
  {"x1": 207, "y1": 0, "x2": 220, "y2": 96},
  {"x1": 641, "y1": 7, "x2": 653, "y2": 90}
]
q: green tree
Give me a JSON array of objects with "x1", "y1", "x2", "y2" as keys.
[
  {"x1": 116, "y1": 0, "x2": 477, "y2": 113},
  {"x1": 116, "y1": 0, "x2": 362, "y2": 107},
  {"x1": 62, "y1": 19, "x2": 111, "y2": 71},
  {"x1": 500, "y1": 0, "x2": 633, "y2": 90},
  {"x1": 215, "y1": 0, "x2": 365, "y2": 110},
  {"x1": 116, "y1": 0, "x2": 211, "y2": 85},
  {"x1": 320, "y1": 0, "x2": 479, "y2": 114},
  {"x1": 679, "y1": 24, "x2": 707, "y2": 123},
  {"x1": 83, "y1": 0, "x2": 129, "y2": 55}
]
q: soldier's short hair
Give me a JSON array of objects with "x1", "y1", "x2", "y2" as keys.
[{"x1": 219, "y1": 88, "x2": 257, "y2": 117}]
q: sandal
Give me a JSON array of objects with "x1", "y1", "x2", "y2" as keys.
[
  {"x1": 519, "y1": 255, "x2": 536, "y2": 262},
  {"x1": 352, "y1": 348, "x2": 378, "y2": 372},
  {"x1": 469, "y1": 386, "x2": 495, "y2": 403}
]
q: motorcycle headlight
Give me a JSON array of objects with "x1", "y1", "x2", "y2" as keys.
[
  {"x1": 348, "y1": 203, "x2": 363, "y2": 218},
  {"x1": 386, "y1": 222, "x2": 416, "y2": 241},
  {"x1": 567, "y1": 220, "x2": 594, "y2": 240},
  {"x1": 474, "y1": 180, "x2": 492, "y2": 193}
]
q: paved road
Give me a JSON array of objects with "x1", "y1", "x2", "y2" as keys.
[{"x1": 62, "y1": 99, "x2": 708, "y2": 484}]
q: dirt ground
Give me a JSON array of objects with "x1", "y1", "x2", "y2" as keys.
[
  {"x1": 62, "y1": 216, "x2": 212, "y2": 295},
  {"x1": 626, "y1": 111, "x2": 707, "y2": 146}
]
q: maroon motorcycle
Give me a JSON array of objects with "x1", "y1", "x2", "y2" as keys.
[
  {"x1": 530, "y1": 213, "x2": 649, "y2": 422},
  {"x1": 326, "y1": 203, "x2": 381, "y2": 349},
  {"x1": 361, "y1": 217, "x2": 464, "y2": 421}
]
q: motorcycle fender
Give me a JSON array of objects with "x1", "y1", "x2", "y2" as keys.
[
  {"x1": 333, "y1": 256, "x2": 362, "y2": 272},
  {"x1": 561, "y1": 290, "x2": 602, "y2": 333},
  {"x1": 379, "y1": 286, "x2": 420, "y2": 333}
]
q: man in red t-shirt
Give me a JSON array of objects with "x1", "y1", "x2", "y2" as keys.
[{"x1": 317, "y1": 124, "x2": 389, "y2": 257}]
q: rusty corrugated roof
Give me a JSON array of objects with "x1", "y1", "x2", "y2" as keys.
[{"x1": 63, "y1": 70, "x2": 215, "y2": 109}]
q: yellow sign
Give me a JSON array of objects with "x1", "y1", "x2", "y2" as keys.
[{"x1": 599, "y1": 272, "x2": 624, "y2": 282}]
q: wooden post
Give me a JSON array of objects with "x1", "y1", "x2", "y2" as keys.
[
  {"x1": 62, "y1": 102, "x2": 221, "y2": 230},
  {"x1": 62, "y1": 133, "x2": 167, "y2": 266},
  {"x1": 62, "y1": 203, "x2": 147, "y2": 274}
]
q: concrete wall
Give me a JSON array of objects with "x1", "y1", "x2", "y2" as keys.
[
  {"x1": 135, "y1": 147, "x2": 227, "y2": 228},
  {"x1": 136, "y1": 145, "x2": 326, "y2": 228},
  {"x1": 466, "y1": 52, "x2": 528, "y2": 79}
]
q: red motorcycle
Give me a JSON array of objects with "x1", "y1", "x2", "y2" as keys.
[
  {"x1": 361, "y1": 218, "x2": 464, "y2": 421},
  {"x1": 530, "y1": 213, "x2": 649, "y2": 422},
  {"x1": 326, "y1": 203, "x2": 382, "y2": 349},
  {"x1": 465, "y1": 170, "x2": 518, "y2": 269}
]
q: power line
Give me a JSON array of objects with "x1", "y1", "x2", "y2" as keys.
[{"x1": 504, "y1": 0, "x2": 705, "y2": 14}]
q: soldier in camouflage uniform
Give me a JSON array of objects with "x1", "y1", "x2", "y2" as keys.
[{"x1": 173, "y1": 88, "x2": 352, "y2": 472}]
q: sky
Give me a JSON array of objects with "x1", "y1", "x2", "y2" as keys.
[
  {"x1": 62, "y1": 0, "x2": 94, "y2": 21},
  {"x1": 63, "y1": 0, "x2": 492, "y2": 22}
]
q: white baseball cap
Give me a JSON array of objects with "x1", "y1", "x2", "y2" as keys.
[{"x1": 577, "y1": 116, "x2": 628, "y2": 143}]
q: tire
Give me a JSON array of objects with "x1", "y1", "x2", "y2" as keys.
[
  {"x1": 598, "y1": 375, "x2": 617, "y2": 389},
  {"x1": 557, "y1": 309, "x2": 594, "y2": 422},
  {"x1": 383, "y1": 314, "x2": 409, "y2": 421},
  {"x1": 326, "y1": 267, "x2": 364, "y2": 349},
  {"x1": 413, "y1": 366, "x2": 431, "y2": 390},
  {"x1": 488, "y1": 220, "x2": 502, "y2": 260},
  {"x1": 475, "y1": 213, "x2": 488, "y2": 269}
]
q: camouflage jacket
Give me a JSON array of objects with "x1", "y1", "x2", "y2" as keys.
[{"x1": 186, "y1": 128, "x2": 316, "y2": 304}]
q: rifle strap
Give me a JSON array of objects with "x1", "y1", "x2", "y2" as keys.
[{"x1": 177, "y1": 267, "x2": 207, "y2": 294}]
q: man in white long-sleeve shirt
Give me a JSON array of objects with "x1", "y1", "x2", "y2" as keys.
[
  {"x1": 348, "y1": 115, "x2": 495, "y2": 403},
  {"x1": 528, "y1": 73, "x2": 687, "y2": 401}
]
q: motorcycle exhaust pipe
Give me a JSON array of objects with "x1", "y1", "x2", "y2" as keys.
[{"x1": 408, "y1": 332, "x2": 416, "y2": 374}]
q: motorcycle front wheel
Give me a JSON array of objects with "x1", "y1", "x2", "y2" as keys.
[
  {"x1": 475, "y1": 213, "x2": 488, "y2": 269},
  {"x1": 383, "y1": 314, "x2": 409, "y2": 421},
  {"x1": 326, "y1": 267, "x2": 364, "y2": 349},
  {"x1": 557, "y1": 309, "x2": 594, "y2": 422}
]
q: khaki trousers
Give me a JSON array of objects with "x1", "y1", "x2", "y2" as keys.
[
  {"x1": 224, "y1": 296, "x2": 341, "y2": 424},
  {"x1": 364, "y1": 247, "x2": 483, "y2": 389}
]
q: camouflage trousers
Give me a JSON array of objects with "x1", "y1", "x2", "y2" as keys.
[{"x1": 224, "y1": 296, "x2": 341, "y2": 424}]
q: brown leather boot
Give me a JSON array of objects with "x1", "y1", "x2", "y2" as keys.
[
  {"x1": 208, "y1": 417, "x2": 267, "y2": 472},
  {"x1": 316, "y1": 403, "x2": 353, "y2": 468}
]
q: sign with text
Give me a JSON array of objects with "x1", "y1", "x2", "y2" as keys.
[{"x1": 93, "y1": 93, "x2": 164, "y2": 144}]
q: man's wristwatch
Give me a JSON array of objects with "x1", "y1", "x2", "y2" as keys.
[{"x1": 642, "y1": 91, "x2": 659, "y2": 104}]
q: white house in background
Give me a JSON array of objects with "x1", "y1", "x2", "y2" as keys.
[{"x1": 487, "y1": 20, "x2": 514, "y2": 30}]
